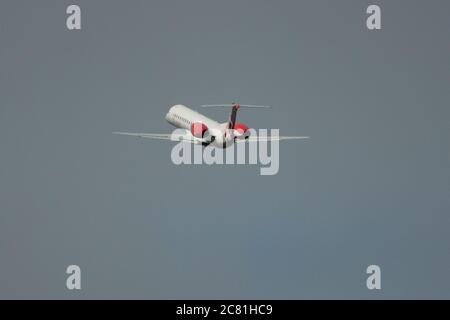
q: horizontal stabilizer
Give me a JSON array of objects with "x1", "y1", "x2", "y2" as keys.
[
  {"x1": 201, "y1": 104, "x2": 270, "y2": 108},
  {"x1": 236, "y1": 136, "x2": 310, "y2": 142}
]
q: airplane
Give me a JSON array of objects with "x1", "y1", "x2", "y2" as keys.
[{"x1": 113, "y1": 103, "x2": 309, "y2": 148}]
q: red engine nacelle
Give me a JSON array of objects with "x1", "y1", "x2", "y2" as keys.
[
  {"x1": 233, "y1": 122, "x2": 249, "y2": 135},
  {"x1": 190, "y1": 122, "x2": 208, "y2": 138}
]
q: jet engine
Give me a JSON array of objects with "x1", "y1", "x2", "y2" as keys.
[
  {"x1": 233, "y1": 122, "x2": 249, "y2": 138},
  {"x1": 190, "y1": 122, "x2": 208, "y2": 138}
]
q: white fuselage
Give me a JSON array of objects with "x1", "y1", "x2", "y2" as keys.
[{"x1": 165, "y1": 104, "x2": 233, "y2": 148}]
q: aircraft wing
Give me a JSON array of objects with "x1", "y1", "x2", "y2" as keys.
[
  {"x1": 236, "y1": 136, "x2": 310, "y2": 142},
  {"x1": 113, "y1": 131, "x2": 200, "y2": 143},
  {"x1": 113, "y1": 132, "x2": 173, "y2": 140}
]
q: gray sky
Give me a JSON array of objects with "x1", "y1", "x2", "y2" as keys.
[{"x1": 0, "y1": 0, "x2": 449, "y2": 299}]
